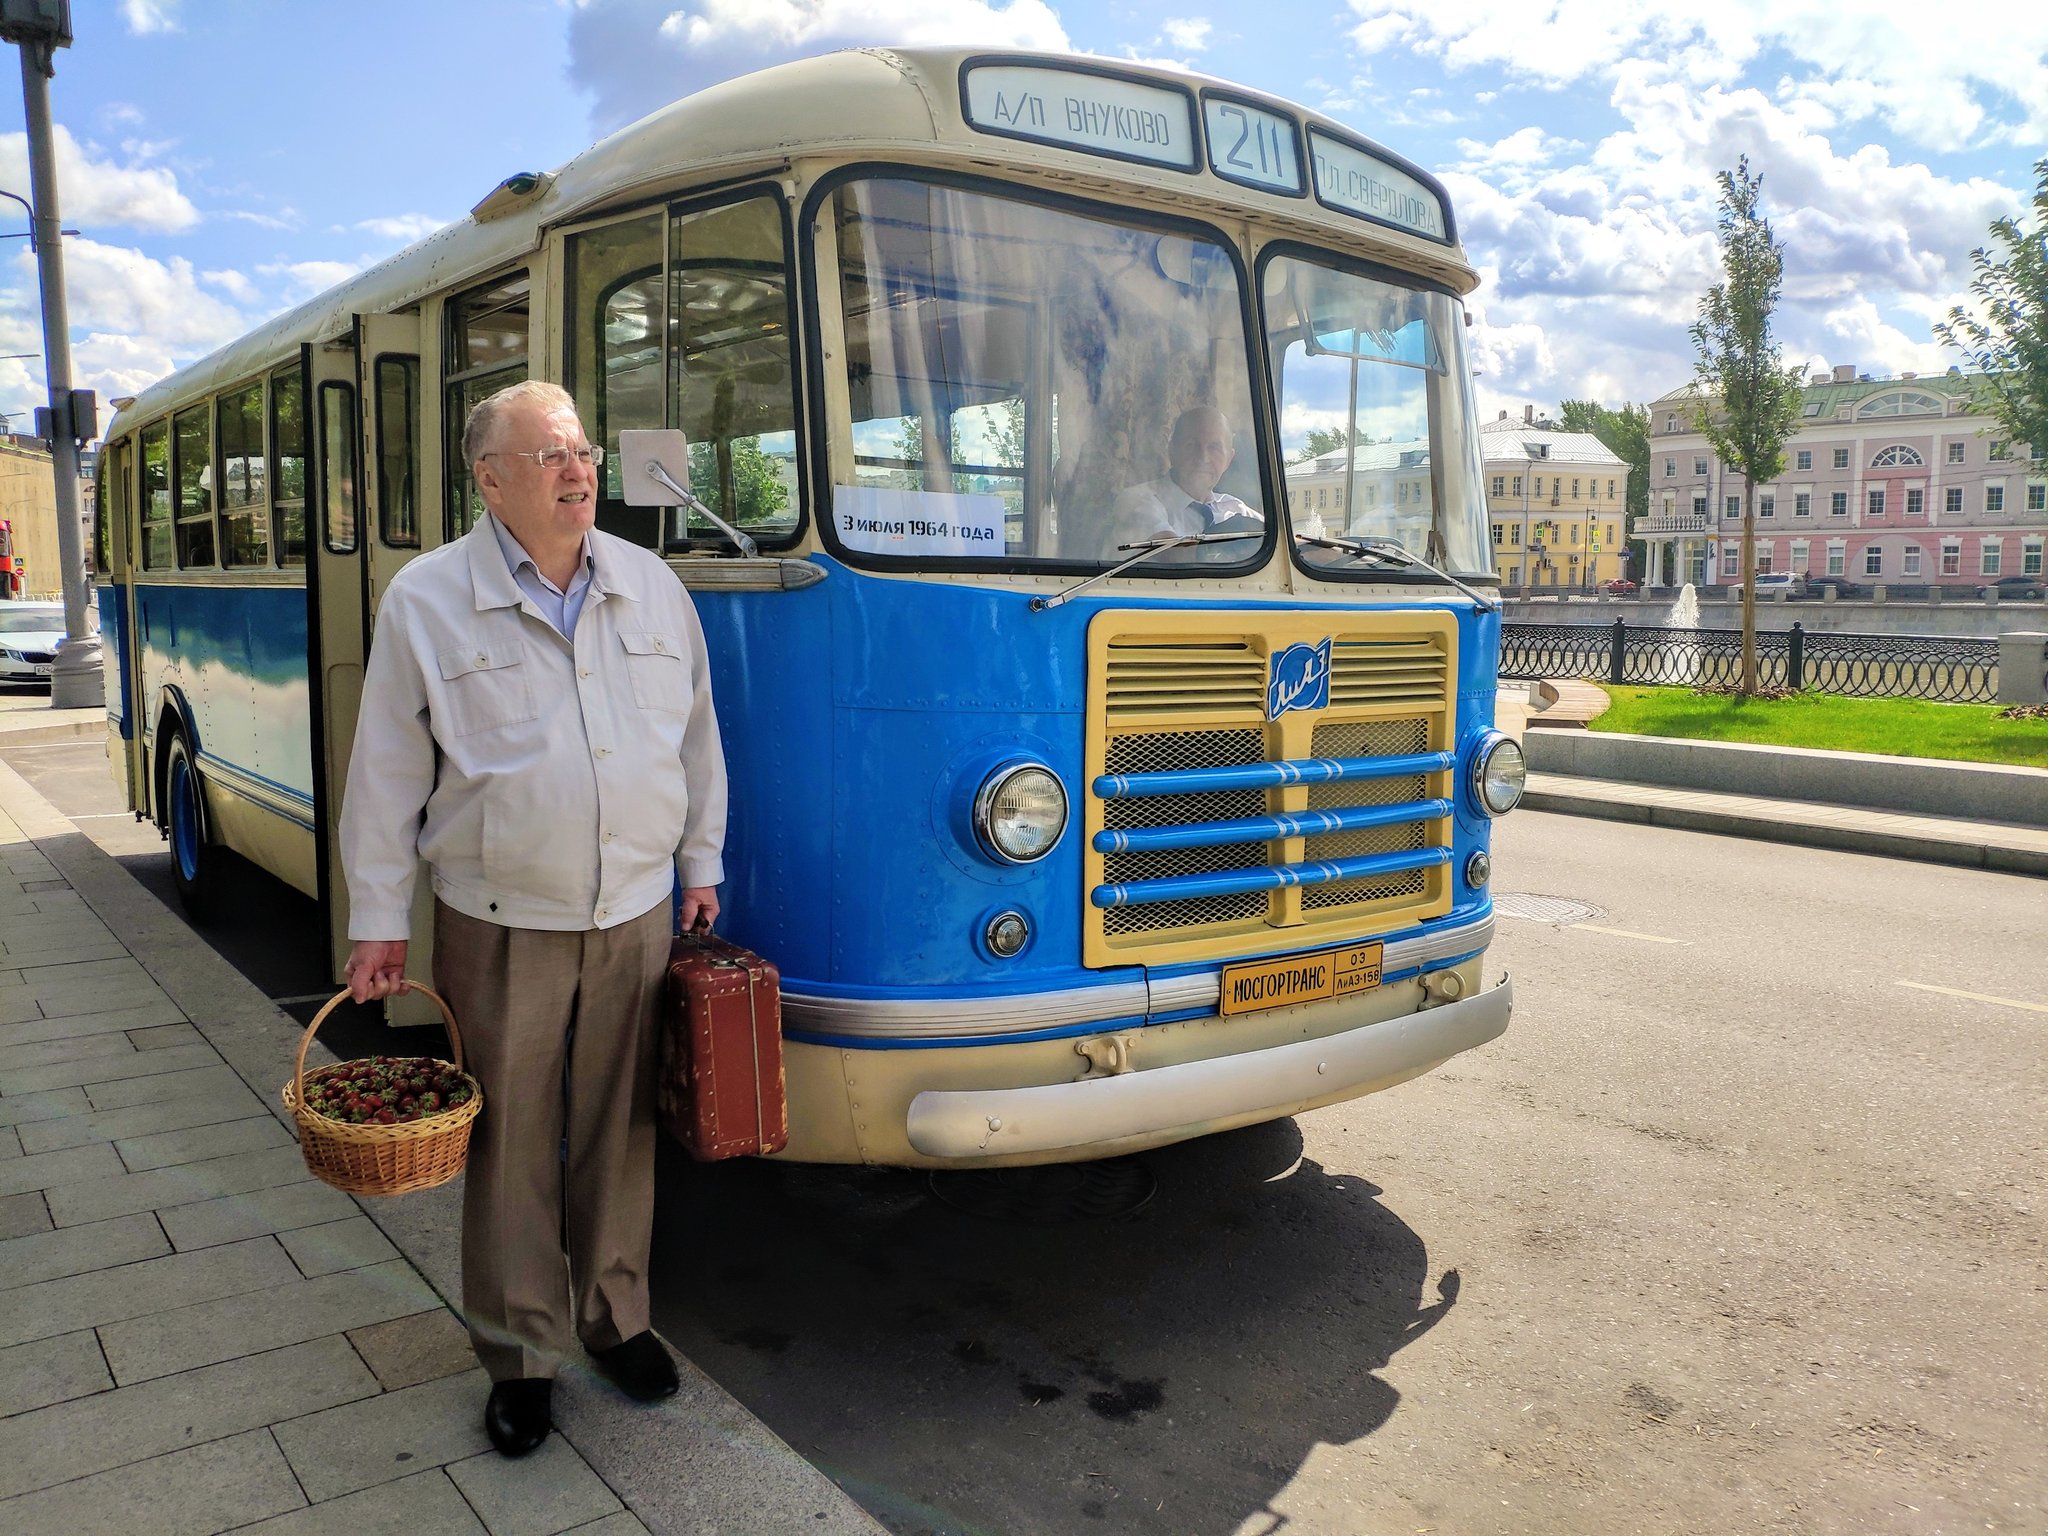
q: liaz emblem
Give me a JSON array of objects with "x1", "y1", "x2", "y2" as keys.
[{"x1": 1267, "y1": 638, "x2": 1331, "y2": 719}]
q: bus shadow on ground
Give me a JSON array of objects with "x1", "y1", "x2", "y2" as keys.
[{"x1": 650, "y1": 1117, "x2": 1457, "y2": 1536}]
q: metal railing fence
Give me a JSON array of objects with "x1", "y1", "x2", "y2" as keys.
[{"x1": 1499, "y1": 620, "x2": 2000, "y2": 704}]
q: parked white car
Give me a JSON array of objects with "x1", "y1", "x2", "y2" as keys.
[
  {"x1": 0, "y1": 601, "x2": 66, "y2": 686},
  {"x1": 1752, "y1": 572, "x2": 1807, "y2": 598}
]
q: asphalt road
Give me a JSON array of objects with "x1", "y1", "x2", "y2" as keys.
[
  {"x1": 649, "y1": 816, "x2": 2047, "y2": 1535},
  {"x1": 10, "y1": 733, "x2": 2044, "y2": 1533}
]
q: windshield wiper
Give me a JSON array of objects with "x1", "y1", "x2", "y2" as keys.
[
  {"x1": 1297, "y1": 534, "x2": 1500, "y2": 611},
  {"x1": 1030, "y1": 531, "x2": 1263, "y2": 612}
]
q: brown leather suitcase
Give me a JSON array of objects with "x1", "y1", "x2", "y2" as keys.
[{"x1": 659, "y1": 932, "x2": 788, "y2": 1160}]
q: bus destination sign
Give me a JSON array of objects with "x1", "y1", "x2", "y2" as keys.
[
  {"x1": 1307, "y1": 128, "x2": 1447, "y2": 242},
  {"x1": 964, "y1": 64, "x2": 1197, "y2": 171},
  {"x1": 1203, "y1": 98, "x2": 1302, "y2": 195}
]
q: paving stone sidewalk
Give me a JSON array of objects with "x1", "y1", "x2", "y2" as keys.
[{"x1": 0, "y1": 757, "x2": 881, "y2": 1536}]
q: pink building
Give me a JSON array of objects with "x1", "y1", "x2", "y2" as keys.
[{"x1": 1639, "y1": 366, "x2": 2047, "y2": 594}]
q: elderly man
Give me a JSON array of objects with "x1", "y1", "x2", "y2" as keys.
[
  {"x1": 338, "y1": 380, "x2": 726, "y2": 1456},
  {"x1": 1106, "y1": 404, "x2": 1264, "y2": 555}
]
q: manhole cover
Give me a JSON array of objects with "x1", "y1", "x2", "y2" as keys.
[
  {"x1": 1494, "y1": 892, "x2": 1604, "y2": 926},
  {"x1": 929, "y1": 1158, "x2": 1157, "y2": 1224}
]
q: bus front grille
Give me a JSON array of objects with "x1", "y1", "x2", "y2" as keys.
[{"x1": 1083, "y1": 612, "x2": 1458, "y2": 969}]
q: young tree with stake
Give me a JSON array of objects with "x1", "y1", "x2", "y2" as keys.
[{"x1": 1689, "y1": 157, "x2": 1804, "y2": 697}]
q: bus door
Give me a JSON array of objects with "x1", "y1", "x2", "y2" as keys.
[
  {"x1": 307, "y1": 318, "x2": 440, "y2": 1024},
  {"x1": 307, "y1": 333, "x2": 368, "y2": 983},
  {"x1": 355, "y1": 313, "x2": 441, "y2": 1025}
]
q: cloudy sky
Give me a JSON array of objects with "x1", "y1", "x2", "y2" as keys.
[{"x1": 1, "y1": 0, "x2": 2041, "y2": 440}]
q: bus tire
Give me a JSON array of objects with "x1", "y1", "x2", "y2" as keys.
[{"x1": 162, "y1": 729, "x2": 218, "y2": 921}]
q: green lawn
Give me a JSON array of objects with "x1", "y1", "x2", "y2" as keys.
[{"x1": 1586, "y1": 686, "x2": 2048, "y2": 768}]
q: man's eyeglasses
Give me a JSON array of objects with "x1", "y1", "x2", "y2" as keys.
[{"x1": 486, "y1": 444, "x2": 606, "y2": 471}]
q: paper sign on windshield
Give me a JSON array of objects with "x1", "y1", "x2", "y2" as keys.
[{"x1": 833, "y1": 486, "x2": 1008, "y2": 559}]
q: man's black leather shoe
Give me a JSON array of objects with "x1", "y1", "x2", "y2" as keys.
[
  {"x1": 484, "y1": 1378, "x2": 553, "y2": 1456},
  {"x1": 590, "y1": 1330, "x2": 680, "y2": 1401}
]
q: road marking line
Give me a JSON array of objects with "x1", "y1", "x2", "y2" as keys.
[
  {"x1": 1895, "y1": 980, "x2": 2048, "y2": 1015},
  {"x1": 1574, "y1": 923, "x2": 1688, "y2": 945}
]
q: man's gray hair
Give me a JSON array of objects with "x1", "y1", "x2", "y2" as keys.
[
  {"x1": 461, "y1": 380, "x2": 579, "y2": 470},
  {"x1": 1169, "y1": 404, "x2": 1231, "y2": 447}
]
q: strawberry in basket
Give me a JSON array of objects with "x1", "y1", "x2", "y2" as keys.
[{"x1": 303, "y1": 1056, "x2": 475, "y2": 1125}]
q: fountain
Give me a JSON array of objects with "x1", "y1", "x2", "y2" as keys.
[
  {"x1": 1672, "y1": 582, "x2": 1701, "y2": 629},
  {"x1": 1669, "y1": 582, "x2": 1702, "y2": 684}
]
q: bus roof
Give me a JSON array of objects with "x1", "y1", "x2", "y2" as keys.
[{"x1": 110, "y1": 46, "x2": 1473, "y2": 435}]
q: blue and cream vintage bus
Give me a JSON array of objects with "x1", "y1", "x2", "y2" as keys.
[{"x1": 96, "y1": 47, "x2": 1523, "y2": 1166}]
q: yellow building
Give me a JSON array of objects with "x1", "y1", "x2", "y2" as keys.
[
  {"x1": 1480, "y1": 414, "x2": 1632, "y2": 589},
  {"x1": 0, "y1": 438, "x2": 66, "y2": 601}
]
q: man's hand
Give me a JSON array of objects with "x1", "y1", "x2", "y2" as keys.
[
  {"x1": 344, "y1": 940, "x2": 410, "y2": 1004},
  {"x1": 678, "y1": 886, "x2": 720, "y2": 934}
]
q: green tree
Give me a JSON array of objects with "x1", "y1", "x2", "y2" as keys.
[
  {"x1": 1689, "y1": 156, "x2": 1805, "y2": 696},
  {"x1": 688, "y1": 436, "x2": 790, "y2": 528},
  {"x1": 1934, "y1": 158, "x2": 2048, "y2": 455},
  {"x1": 1558, "y1": 398, "x2": 1651, "y2": 579},
  {"x1": 1294, "y1": 425, "x2": 1361, "y2": 462}
]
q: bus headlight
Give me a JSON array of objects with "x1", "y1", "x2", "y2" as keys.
[
  {"x1": 973, "y1": 763, "x2": 1068, "y2": 864},
  {"x1": 1471, "y1": 735, "x2": 1525, "y2": 816}
]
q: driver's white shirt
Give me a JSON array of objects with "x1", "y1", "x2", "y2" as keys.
[{"x1": 1107, "y1": 478, "x2": 1261, "y2": 551}]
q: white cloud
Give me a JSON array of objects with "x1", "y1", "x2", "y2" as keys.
[
  {"x1": 217, "y1": 208, "x2": 301, "y2": 231},
  {"x1": 1341, "y1": 0, "x2": 2048, "y2": 151},
  {"x1": 569, "y1": 0, "x2": 1069, "y2": 131},
  {"x1": 354, "y1": 213, "x2": 445, "y2": 244},
  {"x1": 1160, "y1": 18, "x2": 1213, "y2": 52},
  {"x1": 121, "y1": 0, "x2": 182, "y2": 35},
  {"x1": 1413, "y1": 46, "x2": 2031, "y2": 413},
  {"x1": 1452, "y1": 126, "x2": 1582, "y2": 172},
  {"x1": 201, "y1": 269, "x2": 260, "y2": 304},
  {"x1": 118, "y1": 137, "x2": 178, "y2": 164},
  {"x1": 0, "y1": 127, "x2": 198, "y2": 233},
  {"x1": 0, "y1": 239, "x2": 250, "y2": 418}
]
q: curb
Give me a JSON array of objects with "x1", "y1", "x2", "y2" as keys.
[
  {"x1": 1522, "y1": 780, "x2": 2048, "y2": 879},
  {"x1": 0, "y1": 756, "x2": 886, "y2": 1536},
  {"x1": 1522, "y1": 727, "x2": 2048, "y2": 828},
  {"x1": 0, "y1": 715, "x2": 106, "y2": 747}
]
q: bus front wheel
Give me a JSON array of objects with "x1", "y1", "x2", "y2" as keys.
[{"x1": 162, "y1": 730, "x2": 218, "y2": 920}]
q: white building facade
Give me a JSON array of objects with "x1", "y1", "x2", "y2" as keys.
[{"x1": 1639, "y1": 366, "x2": 2046, "y2": 592}]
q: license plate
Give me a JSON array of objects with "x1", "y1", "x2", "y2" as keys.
[
  {"x1": 1220, "y1": 941, "x2": 1383, "y2": 1017},
  {"x1": 33, "y1": 663, "x2": 52, "y2": 676}
]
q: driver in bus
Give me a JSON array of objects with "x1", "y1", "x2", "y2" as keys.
[
  {"x1": 337, "y1": 380, "x2": 727, "y2": 1459},
  {"x1": 1105, "y1": 403, "x2": 1263, "y2": 558}
]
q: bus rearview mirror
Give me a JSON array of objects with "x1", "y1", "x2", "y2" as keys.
[{"x1": 617, "y1": 429, "x2": 693, "y2": 507}]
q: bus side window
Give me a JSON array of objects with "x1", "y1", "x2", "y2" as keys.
[
  {"x1": 140, "y1": 421, "x2": 172, "y2": 570},
  {"x1": 97, "y1": 438, "x2": 128, "y2": 576},
  {"x1": 374, "y1": 357, "x2": 421, "y2": 548},
  {"x1": 172, "y1": 403, "x2": 216, "y2": 569},
  {"x1": 566, "y1": 194, "x2": 803, "y2": 552},
  {"x1": 217, "y1": 380, "x2": 270, "y2": 569},
  {"x1": 566, "y1": 211, "x2": 663, "y2": 547},
  {"x1": 444, "y1": 272, "x2": 530, "y2": 539},
  {"x1": 319, "y1": 381, "x2": 358, "y2": 555},
  {"x1": 667, "y1": 195, "x2": 801, "y2": 552},
  {"x1": 270, "y1": 365, "x2": 308, "y2": 568}
]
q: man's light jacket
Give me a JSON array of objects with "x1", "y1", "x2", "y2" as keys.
[{"x1": 339, "y1": 516, "x2": 727, "y2": 939}]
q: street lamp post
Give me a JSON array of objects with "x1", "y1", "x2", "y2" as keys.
[{"x1": 1, "y1": 0, "x2": 101, "y2": 708}]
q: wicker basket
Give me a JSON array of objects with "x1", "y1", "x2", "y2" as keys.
[{"x1": 282, "y1": 984, "x2": 483, "y2": 1197}]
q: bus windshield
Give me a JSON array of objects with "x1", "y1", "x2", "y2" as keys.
[
  {"x1": 829, "y1": 176, "x2": 1267, "y2": 569},
  {"x1": 1261, "y1": 252, "x2": 1492, "y2": 578}
]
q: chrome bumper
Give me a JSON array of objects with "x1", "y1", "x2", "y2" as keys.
[{"x1": 904, "y1": 975, "x2": 1512, "y2": 1160}]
